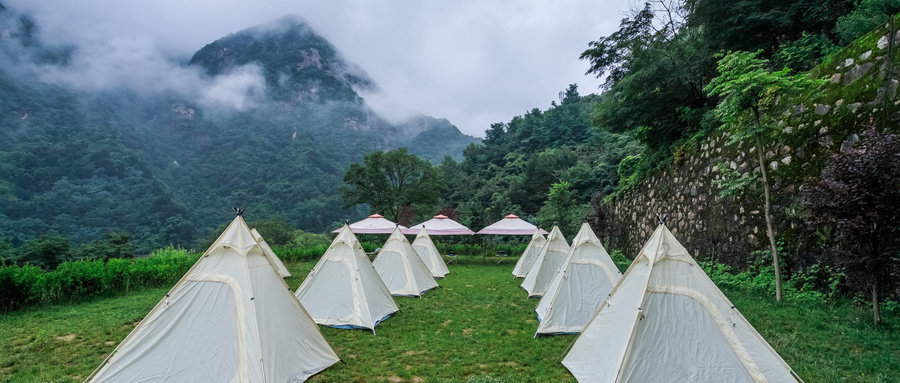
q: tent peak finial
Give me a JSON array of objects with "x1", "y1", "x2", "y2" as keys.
[
  {"x1": 656, "y1": 213, "x2": 669, "y2": 225},
  {"x1": 233, "y1": 207, "x2": 245, "y2": 216}
]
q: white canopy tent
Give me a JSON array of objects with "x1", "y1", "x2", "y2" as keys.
[
  {"x1": 87, "y1": 214, "x2": 339, "y2": 383},
  {"x1": 511, "y1": 230, "x2": 547, "y2": 278},
  {"x1": 332, "y1": 213, "x2": 406, "y2": 234},
  {"x1": 535, "y1": 222, "x2": 621, "y2": 335},
  {"x1": 520, "y1": 226, "x2": 570, "y2": 297},
  {"x1": 476, "y1": 214, "x2": 548, "y2": 235},
  {"x1": 404, "y1": 214, "x2": 474, "y2": 235},
  {"x1": 296, "y1": 225, "x2": 399, "y2": 332},
  {"x1": 373, "y1": 227, "x2": 440, "y2": 297},
  {"x1": 410, "y1": 228, "x2": 451, "y2": 278},
  {"x1": 562, "y1": 223, "x2": 802, "y2": 382}
]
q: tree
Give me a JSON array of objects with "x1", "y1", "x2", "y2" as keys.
[
  {"x1": 835, "y1": 0, "x2": 900, "y2": 45},
  {"x1": 537, "y1": 181, "x2": 581, "y2": 236},
  {"x1": 341, "y1": 148, "x2": 445, "y2": 225},
  {"x1": 16, "y1": 235, "x2": 73, "y2": 270},
  {"x1": 581, "y1": 1, "x2": 716, "y2": 167},
  {"x1": 705, "y1": 50, "x2": 825, "y2": 302},
  {"x1": 804, "y1": 126, "x2": 900, "y2": 324}
]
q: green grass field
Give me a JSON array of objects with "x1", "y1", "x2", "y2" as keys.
[{"x1": 1, "y1": 256, "x2": 898, "y2": 382}]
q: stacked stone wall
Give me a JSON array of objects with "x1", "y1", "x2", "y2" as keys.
[{"x1": 607, "y1": 19, "x2": 900, "y2": 269}]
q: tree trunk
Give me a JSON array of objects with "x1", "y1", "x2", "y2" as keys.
[
  {"x1": 872, "y1": 278, "x2": 882, "y2": 324},
  {"x1": 753, "y1": 129, "x2": 783, "y2": 302}
]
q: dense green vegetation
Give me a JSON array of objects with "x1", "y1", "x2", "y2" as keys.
[
  {"x1": 437, "y1": 85, "x2": 640, "y2": 236},
  {"x1": 0, "y1": 5, "x2": 477, "y2": 254},
  {"x1": 580, "y1": 0, "x2": 899, "y2": 193},
  {"x1": 1, "y1": 252, "x2": 897, "y2": 382}
]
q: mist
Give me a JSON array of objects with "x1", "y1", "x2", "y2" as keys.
[{"x1": 3, "y1": 0, "x2": 631, "y2": 137}]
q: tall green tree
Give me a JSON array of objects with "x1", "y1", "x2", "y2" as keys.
[
  {"x1": 342, "y1": 148, "x2": 445, "y2": 225},
  {"x1": 581, "y1": 1, "x2": 716, "y2": 165},
  {"x1": 705, "y1": 50, "x2": 825, "y2": 302}
]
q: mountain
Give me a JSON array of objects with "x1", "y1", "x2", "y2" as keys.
[{"x1": 0, "y1": 6, "x2": 478, "y2": 252}]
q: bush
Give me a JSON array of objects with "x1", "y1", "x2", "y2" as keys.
[
  {"x1": 0, "y1": 247, "x2": 198, "y2": 313},
  {"x1": 699, "y1": 256, "x2": 842, "y2": 305}
]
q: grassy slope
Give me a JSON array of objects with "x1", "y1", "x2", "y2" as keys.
[{"x1": 0, "y1": 257, "x2": 898, "y2": 382}]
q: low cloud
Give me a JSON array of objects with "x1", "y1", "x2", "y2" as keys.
[{"x1": 4, "y1": 0, "x2": 631, "y2": 137}]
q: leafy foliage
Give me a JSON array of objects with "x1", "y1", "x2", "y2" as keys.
[
  {"x1": 835, "y1": 0, "x2": 900, "y2": 44},
  {"x1": 342, "y1": 148, "x2": 446, "y2": 226},
  {"x1": 0, "y1": 247, "x2": 198, "y2": 312},
  {"x1": 439, "y1": 85, "x2": 640, "y2": 231},
  {"x1": 803, "y1": 126, "x2": 900, "y2": 323}
]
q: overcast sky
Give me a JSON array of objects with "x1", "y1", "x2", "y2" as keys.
[{"x1": 6, "y1": 0, "x2": 633, "y2": 137}]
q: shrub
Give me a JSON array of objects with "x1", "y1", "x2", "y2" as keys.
[{"x1": 0, "y1": 247, "x2": 199, "y2": 313}]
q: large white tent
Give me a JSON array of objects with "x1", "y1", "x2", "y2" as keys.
[
  {"x1": 562, "y1": 223, "x2": 802, "y2": 382},
  {"x1": 87, "y1": 214, "x2": 339, "y2": 383},
  {"x1": 250, "y1": 228, "x2": 291, "y2": 278},
  {"x1": 511, "y1": 229, "x2": 547, "y2": 278},
  {"x1": 332, "y1": 213, "x2": 406, "y2": 234},
  {"x1": 296, "y1": 225, "x2": 399, "y2": 332},
  {"x1": 373, "y1": 227, "x2": 440, "y2": 297},
  {"x1": 534, "y1": 222, "x2": 621, "y2": 335},
  {"x1": 476, "y1": 214, "x2": 549, "y2": 235},
  {"x1": 410, "y1": 228, "x2": 451, "y2": 278},
  {"x1": 520, "y1": 226, "x2": 570, "y2": 297},
  {"x1": 404, "y1": 214, "x2": 474, "y2": 235}
]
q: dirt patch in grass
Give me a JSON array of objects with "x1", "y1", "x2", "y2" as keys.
[{"x1": 56, "y1": 334, "x2": 75, "y2": 342}]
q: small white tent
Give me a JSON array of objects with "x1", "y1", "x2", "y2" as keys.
[
  {"x1": 535, "y1": 222, "x2": 622, "y2": 335},
  {"x1": 562, "y1": 223, "x2": 802, "y2": 382},
  {"x1": 410, "y1": 227, "x2": 451, "y2": 278},
  {"x1": 250, "y1": 228, "x2": 291, "y2": 278},
  {"x1": 87, "y1": 214, "x2": 339, "y2": 383},
  {"x1": 295, "y1": 225, "x2": 399, "y2": 332},
  {"x1": 520, "y1": 226, "x2": 570, "y2": 297},
  {"x1": 374, "y1": 227, "x2": 440, "y2": 296},
  {"x1": 511, "y1": 229, "x2": 547, "y2": 278}
]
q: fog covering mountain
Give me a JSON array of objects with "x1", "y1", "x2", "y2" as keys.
[{"x1": 0, "y1": 4, "x2": 478, "y2": 252}]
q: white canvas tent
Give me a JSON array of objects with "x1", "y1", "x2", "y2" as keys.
[
  {"x1": 332, "y1": 213, "x2": 407, "y2": 234},
  {"x1": 87, "y1": 214, "x2": 339, "y2": 383},
  {"x1": 511, "y1": 229, "x2": 547, "y2": 278},
  {"x1": 373, "y1": 227, "x2": 440, "y2": 296},
  {"x1": 410, "y1": 228, "x2": 451, "y2": 278},
  {"x1": 534, "y1": 222, "x2": 622, "y2": 335},
  {"x1": 562, "y1": 223, "x2": 802, "y2": 382},
  {"x1": 296, "y1": 225, "x2": 399, "y2": 332},
  {"x1": 520, "y1": 226, "x2": 570, "y2": 297},
  {"x1": 250, "y1": 228, "x2": 291, "y2": 278}
]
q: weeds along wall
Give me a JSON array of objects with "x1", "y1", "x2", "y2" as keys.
[{"x1": 608, "y1": 16, "x2": 900, "y2": 271}]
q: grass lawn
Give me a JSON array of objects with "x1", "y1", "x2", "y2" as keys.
[{"x1": 1, "y1": 255, "x2": 898, "y2": 382}]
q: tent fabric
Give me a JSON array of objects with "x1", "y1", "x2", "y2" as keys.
[
  {"x1": 511, "y1": 230, "x2": 547, "y2": 278},
  {"x1": 373, "y1": 227, "x2": 440, "y2": 296},
  {"x1": 404, "y1": 214, "x2": 475, "y2": 235},
  {"x1": 520, "y1": 226, "x2": 570, "y2": 297},
  {"x1": 562, "y1": 224, "x2": 802, "y2": 383},
  {"x1": 535, "y1": 222, "x2": 622, "y2": 335},
  {"x1": 476, "y1": 214, "x2": 549, "y2": 235},
  {"x1": 331, "y1": 213, "x2": 407, "y2": 234},
  {"x1": 88, "y1": 215, "x2": 339, "y2": 383},
  {"x1": 250, "y1": 228, "x2": 291, "y2": 278},
  {"x1": 410, "y1": 228, "x2": 451, "y2": 278},
  {"x1": 296, "y1": 225, "x2": 399, "y2": 330}
]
